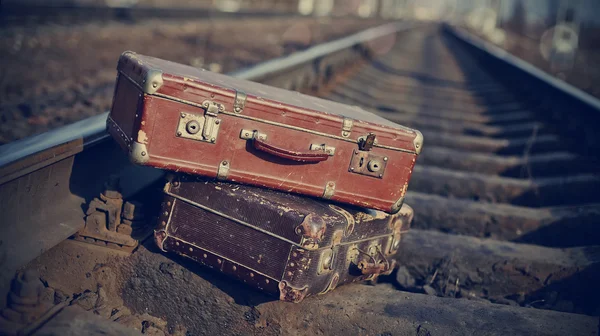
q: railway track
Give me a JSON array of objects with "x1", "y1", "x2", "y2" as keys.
[{"x1": 0, "y1": 22, "x2": 599, "y2": 335}]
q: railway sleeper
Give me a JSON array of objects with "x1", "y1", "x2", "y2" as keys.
[
  {"x1": 419, "y1": 147, "x2": 597, "y2": 178},
  {"x1": 405, "y1": 192, "x2": 600, "y2": 247},
  {"x1": 360, "y1": 62, "x2": 509, "y2": 94},
  {"x1": 330, "y1": 87, "x2": 534, "y2": 123},
  {"x1": 341, "y1": 87, "x2": 528, "y2": 118},
  {"x1": 383, "y1": 114, "x2": 549, "y2": 139},
  {"x1": 394, "y1": 229, "x2": 600, "y2": 316},
  {"x1": 411, "y1": 165, "x2": 600, "y2": 207},
  {"x1": 339, "y1": 78, "x2": 524, "y2": 113},
  {"x1": 353, "y1": 69, "x2": 517, "y2": 100},
  {"x1": 350, "y1": 73, "x2": 519, "y2": 105},
  {"x1": 422, "y1": 131, "x2": 564, "y2": 155}
]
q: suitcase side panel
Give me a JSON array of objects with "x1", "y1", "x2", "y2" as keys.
[
  {"x1": 163, "y1": 197, "x2": 292, "y2": 279},
  {"x1": 160, "y1": 236, "x2": 282, "y2": 295},
  {"x1": 138, "y1": 95, "x2": 415, "y2": 213},
  {"x1": 107, "y1": 73, "x2": 144, "y2": 153},
  {"x1": 280, "y1": 205, "x2": 413, "y2": 301}
]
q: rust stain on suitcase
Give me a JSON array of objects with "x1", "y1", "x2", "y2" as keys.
[{"x1": 295, "y1": 214, "x2": 327, "y2": 250}]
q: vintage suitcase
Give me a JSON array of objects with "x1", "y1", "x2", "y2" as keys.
[
  {"x1": 108, "y1": 51, "x2": 423, "y2": 213},
  {"x1": 154, "y1": 175, "x2": 413, "y2": 303}
]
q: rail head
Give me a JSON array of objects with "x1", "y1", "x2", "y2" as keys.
[
  {"x1": 445, "y1": 24, "x2": 600, "y2": 113},
  {"x1": 0, "y1": 21, "x2": 412, "y2": 183}
]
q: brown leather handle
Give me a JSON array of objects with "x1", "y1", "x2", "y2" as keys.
[{"x1": 252, "y1": 137, "x2": 329, "y2": 163}]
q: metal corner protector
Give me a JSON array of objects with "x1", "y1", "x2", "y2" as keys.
[
  {"x1": 130, "y1": 141, "x2": 150, "y2": 164},
  {"x1": 413, "y1": 130, "x2": 423, "y2": 154},
  {"x1": 143, "y1": 69, "x2": 164, "y2": 95}
]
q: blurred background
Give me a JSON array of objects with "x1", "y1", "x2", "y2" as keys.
[{"x1": 1, "y1": 0, "x2": 598, "y2": 144}]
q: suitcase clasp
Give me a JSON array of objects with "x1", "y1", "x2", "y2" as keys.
[{"x1": 176, "y1": 101, "x2": 222, "y2": 144}]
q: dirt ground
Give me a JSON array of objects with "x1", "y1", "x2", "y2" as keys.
[
  {"x1": 20, "y1": 237, "x2": 600, "y2": 335},
  {"x1": 0, "y1": 16, "x2": 382, "y2": 145}
]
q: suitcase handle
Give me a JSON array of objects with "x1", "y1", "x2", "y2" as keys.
[{"x1": 252, "y1": 136, "x2": 330, "y2": 163}]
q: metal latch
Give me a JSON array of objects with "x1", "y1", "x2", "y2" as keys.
[
  {"x1": 358, "y1": 133, "x2": 376, "y2": 151},
  {"x1": 176, "y1": 100, "x2": 223, "y2": 143}
]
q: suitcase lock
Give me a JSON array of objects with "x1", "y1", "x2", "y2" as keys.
[
  {"x1": 176, "y1": 101, "x2": 222, "y2": 143},
  {"x1": 349, "y1": 133, "x2": 388, "y2": 179}
]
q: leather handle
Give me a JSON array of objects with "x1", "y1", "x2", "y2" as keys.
[{"x1": 252, "y1": 137, "x2": 330, "y2": 163}]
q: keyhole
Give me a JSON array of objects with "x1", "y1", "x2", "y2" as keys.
[
  {"x1": 359, "y1": 157, "x2": 364, "y2": 167},
  {"x1": 186, "y1": 120, "x2": 201, "y2": 134}
]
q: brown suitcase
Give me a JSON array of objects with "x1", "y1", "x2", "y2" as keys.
[
  {"x1": 108, "y1": 51, "x2": 422, "y2": 213},
  {"x1": 154, "y1": 175, "x2": 413, "y2": 303}
]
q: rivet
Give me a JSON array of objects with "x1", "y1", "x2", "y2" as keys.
[
  {"x1": 161, "y1": 221, "x2": 166, "y2": 226},
  {"x1": 175, "y1": 241, "x2": 179, "y2": 246},
  {"x1": 290, "y1": 262, "x2": 295, "y2": 267},
  {"x1": 265, "y1": 279, "x2": 270, "y2": 284},
  {"x1": 244, "y1": 132, "x2": 250, "y2": 137},
  {"x1": 173, "y1": 181, "x2": 180, "y2": 187},
  {"x1": 203, "y1": 253, "x2": 208, "y2": 258},
  {"x1": 176, "y1": 131, "x2": 182, "y2": 136},
  {"x1": 379, "y1": 174, "x2": 383, "y2": 178},
  {"x1": 250, "y1": 273, "x2": 254, "y2": 278},
  {"x1": 167, "y1": 201, "x2": 171, "y2": 206},
  {"x1": 232, "y1": 265, "x2": 237, "y2": 271},
  {"x1": 235, "y1": 107, "x2": 241, "y2": 112},
  {"x1": 292, "y1": 252, "x2": 298, "y2": 257},
  {"x1": 181, "y1": 113, "x2": 186, "y2": 118},
  {"x1": 217, "y1": 259, "x2": 222, "y2": 264},
  {"x1": 189, "y1": 247, "x2": 193, "y2": 252},
  {"x1": 163, "y1": 211, "x2": 169, "y2": 216},
  {"x1": 383, "y1": 157, "x2": 388, "y2": 161},
  {"x1": 222, "y1": 161, "x2": 228, "y2": 166},
  {"x1": 152, "y1": 83, "x2": 157, "y2": 88},
  {"x1": 350, "y1": 167, "x2": 355, "y2": 171},
  {"x1": 287, "y1": 271, "x2": 293, "y2": 276},
  {"x1": 416, "y1": 144, "x2": 420, "y2": 148},
  {"x1": 215, "y1": 120, "x2": 220, "y2": 125},
  {"x1": 211, "y1": 137, "x2": 216, "y2": 142},
  {"x1": 141, "y1": 151, "x2": 146, "y2": 156},
  {"x1": 210, "y1": 94, "x2": 215, "y2": 98}
]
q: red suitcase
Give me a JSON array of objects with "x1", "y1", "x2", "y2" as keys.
[{"x1": 108, "y1": 51, "x2": 422, "y2": 213}]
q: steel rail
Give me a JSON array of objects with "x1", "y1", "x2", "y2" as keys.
[
  {"x1": 444, "y1": 24, "x2": 600, "y2": 156},
  {"x1": 445, "y1": 25, "x2": 600, "y2": 113}
]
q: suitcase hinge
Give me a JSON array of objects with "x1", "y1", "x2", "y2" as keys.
[
  {"x1": 217, "y1": 160, "x2": 230, "y2": 180},
  {"x1": 234, "y1": 90, "x2": 247, "y2": 113},
  {"x1": 342, "y1": 118, "x2": 353, "y2": 137}
]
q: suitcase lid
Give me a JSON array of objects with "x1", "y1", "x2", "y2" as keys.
[{"x1": 117, "y1": 51, "x2": 423, "y2": 155}]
